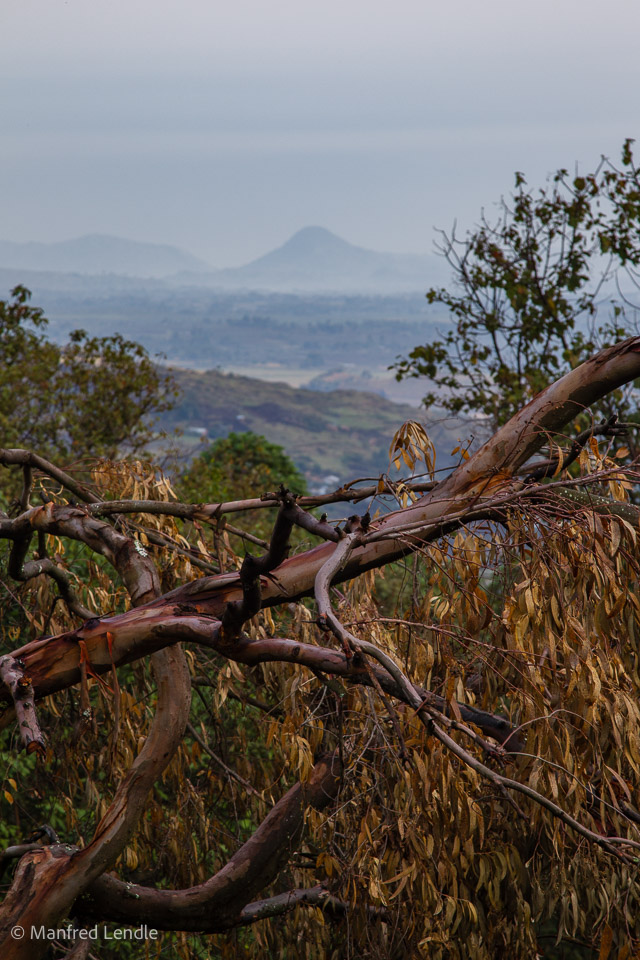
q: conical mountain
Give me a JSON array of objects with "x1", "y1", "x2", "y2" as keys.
[{"x1": 216, "y1": 226, "x2": 435, "y2": 292}]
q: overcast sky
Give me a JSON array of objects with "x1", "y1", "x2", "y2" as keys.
[{"x1": 2, "y1": 0, "x2": 639, "y2": 267}]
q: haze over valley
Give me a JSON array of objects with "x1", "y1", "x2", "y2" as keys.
[
  {"x1": 0, "y1": 226, "x2": 443, "y2": 292},
  {"x1": 0, "y1": 226, "x2": 442, "y2": 395},
  {"x1": 0, "y1": 226, "x2": 456, "y2": 489}
]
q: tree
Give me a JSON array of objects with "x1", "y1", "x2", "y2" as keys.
[
  {"x1": 0, "y1": 286, "x2": 177, "y2": 497},
  {"x1": 177, "y1": 431, "x2": 308, "y2": 556},
  {"x1": 2, "y1": 343, "x2": 640, "y2": 957},
  {"x1": 394, "y1": 140, "x2": 640, "y2": 428},
  {"x1": 179, "y1": 430, "x2": 306, "y2": 505}
]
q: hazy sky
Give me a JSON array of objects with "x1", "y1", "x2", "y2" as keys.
[{"x1": 2, "y1": 0, "x2": 640, "y2": 266}]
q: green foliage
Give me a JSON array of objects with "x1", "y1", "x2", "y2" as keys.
[
  {"x1": 0, "y1": 286, "x2": 177, "y2": 482},
  {"x1": 178, "y1": 432, "x2": 308, "y2": 550},
  {"x1": 394, "y1": 140, "x2": 640, "y2": 427},
  {"x1": 179, "y1": 431, "x2": 307, "y2": 505}
]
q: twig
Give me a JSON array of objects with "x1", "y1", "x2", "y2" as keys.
[
  {"x1": 223, "y1": 523, "x2": 269, "y2": 549},
  {"x1": 185, "y1": 722, "x2": 264, "y2": 799},
  {"x1": 520, "y1": 415, "x2": 628, "y2": 481},
  {"x1": 192, "y1": 678, "x2": 282, "y2": 716}
]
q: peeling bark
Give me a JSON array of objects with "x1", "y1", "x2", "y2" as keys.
[{"x1": 0, "y1": 656, "x2": 45, "y2": 754}]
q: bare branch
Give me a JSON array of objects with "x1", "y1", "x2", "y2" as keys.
[
  {"x1": 237, "y1": 884, "x2": 389, "y2": 925},
  {"x1": 221, "y1": 499, "x2": 295, "y2": 638},
  {"x1": 0, "y1": 448, "x2": 100, "y2": 504},
  {"x1": 77, "y1": 752, "x2": 342, "y2": 932}
]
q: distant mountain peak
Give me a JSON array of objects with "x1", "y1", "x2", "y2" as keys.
[
  {"x1": 242, "y1": 226, "x2": 360, "y2": 271},
  {"x1": 282, "y1": 226, "x2": 354, "y2": 251},
  {"x1": 217, "y1": 225, "x2": 437, "y2": 292}
]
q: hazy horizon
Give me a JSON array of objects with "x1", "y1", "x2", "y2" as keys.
[
  {"x1": 3, "y1": 0, "x2": 640, "y2": 267},
  {"x1": 0, "y1": 224, "x2": 432, "y2": 271}
]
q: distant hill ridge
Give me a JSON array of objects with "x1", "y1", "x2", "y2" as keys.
[
  {"x1": 162, "y1": 365, "x2": 460, "y2": 490},
  {"x1": 0, "y1": 227, "x2": 439, "y2": 292},
  {"x1": 0, "y1": 234, "x2": 212, "y2": 279}
]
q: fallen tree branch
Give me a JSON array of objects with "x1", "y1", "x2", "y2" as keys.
[
  {"x1": 77, "y1": 752, "x2": 342, "y2": 932},
  {"x1": 3, "y1": 339, "x2": 640, "y2": 946}
]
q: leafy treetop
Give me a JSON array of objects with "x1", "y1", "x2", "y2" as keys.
[
  {"x1": 180, "y1": 431, "x2": 307, "y2": 503},
  {"x1": 394, "y1": 140, "x2": 640, "y2": 427},
  {"x1": 0, "y1": 285, "x2": 177, "y2": 492}
]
